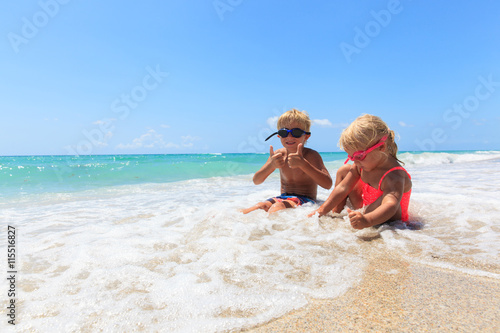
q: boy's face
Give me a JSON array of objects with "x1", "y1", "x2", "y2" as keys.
[{"x1": 278, "y1": 121, "x2": 310, "y2": 152}]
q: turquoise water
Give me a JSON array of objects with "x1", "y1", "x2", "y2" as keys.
[
  {"x1": 0, "y1": 153, "x2": 347, "y2": 196},
  {"x1": 0, "y1": 151, "x2": 491, "y2": 197},
  {"x1": 0, "y1": 154, "x2": 263, "y2": 195}
]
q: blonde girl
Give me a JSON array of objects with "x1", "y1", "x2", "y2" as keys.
[{"x1": 309, "y1": 114, "x2": 412, "y2": 229}]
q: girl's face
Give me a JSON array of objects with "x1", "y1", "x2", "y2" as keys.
[
  {"x1": 344, "y1": 136, "x2": 388, "y2": 164},
  {"x1": 347, "y1": 143, "x2": 387, "y2": 171},
  {"x1": 278, "y1": 121, "x2": 310, "y2": 152}
]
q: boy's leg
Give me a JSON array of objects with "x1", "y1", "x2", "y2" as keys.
[
  {"x1": 268, "y1": 199, "x2": 298, "y2": 214},
  {"x1": 241, "y1": 198, "x2": 299, "y2": 214},
  {"x1": 332, "y1": 164, "x2": 363, "y2": 213},
  {"x1": 241, "y1": 200, "x2": 273, "y2": 214}
]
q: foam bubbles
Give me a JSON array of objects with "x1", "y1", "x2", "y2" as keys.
[
  {"x1": 3, "y1": 176, "x2": 366, "y2": 331},
  {"x1": 2, "y1": 154, "x2": 500, "y2": 331}
]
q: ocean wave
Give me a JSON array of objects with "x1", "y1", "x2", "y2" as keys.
[
  {"x1": 400, "y1": 151, "x2": 500, "y2": 166},
  {"x1": 2, "y1": 152, "x2": 500, "y2": 198}
]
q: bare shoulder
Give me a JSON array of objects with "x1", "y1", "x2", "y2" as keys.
[
  {"x1": 303, "y1": 147, "x2": 322, "y2": 159},
  {"x1": 302, "y1": 147, "x2": 327, "y2": 168},
  {"x1": 302, "y1": 147, "x2": 320, "y2": 160},
  {"x1": 351, "y1": 163, "x2": 362, "y2": 177},
  {"x1": 381, "y1": 167, "x2": 412, "y2": 192}
]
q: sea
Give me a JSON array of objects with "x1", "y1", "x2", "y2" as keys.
[{"x1": 1, "y1": 151, "x2": 500, "y2": 332}]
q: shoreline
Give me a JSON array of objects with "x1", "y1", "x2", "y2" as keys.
[{"x1": 248, "y1": 252, "x2": 500, "y2": 332}]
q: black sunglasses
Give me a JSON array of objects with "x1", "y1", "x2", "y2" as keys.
[{"x1": 265, "y1": 128, "x2": 311, "y2": 141}]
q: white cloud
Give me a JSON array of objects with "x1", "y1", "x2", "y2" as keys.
[
  {"x1": 267, "y1": 117, "x2": 347, "y2": 129},
  {"x1": 473, "y1": 119, "x2": 486, "y2": 126},
  {"x1": 116, "y1": 130, "x2": 203, "y2": 150},
  {"x1": 160, "y1": 124, "x2": 170, "y2": 128},
  {"x1": 398, "y1": 121, "x2": 414, "y2": 127},
  {"x1": 312, "y1": 119, "x2": 348, "y2": 129},
  {"x1": 181, "y1": 135, "x2": 201, "y2": 147},
  {"x1": 94, "y1": 131, "x2": 113, "y2": 147},
  {"x1": 266, "y1": 116, "x2": 279, "y2": 129},
  {"x1": 312, "y1": 119, "x2": 334, "y2": 127},
  {"x1": 93, "y1": 118, "x2": 117, "y2": 126},
  {"x1": 312, "y1": 119, "x2": 332, "y2": 127},
  {"x1": 116, "y1": 129, "x2": 178, "y2": 150}
]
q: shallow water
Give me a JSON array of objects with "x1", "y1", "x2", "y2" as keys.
[{"x1": 1, "y1": 151, "x2": 499, "y2": 332}]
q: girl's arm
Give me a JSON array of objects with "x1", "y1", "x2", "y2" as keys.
[{"x1": 309, "y1": 165, "x2": 360, "y2": 217}]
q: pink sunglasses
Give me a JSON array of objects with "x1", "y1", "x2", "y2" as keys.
[{"x1": 344, "y1": 135, "x2": 388, "y2": 164}]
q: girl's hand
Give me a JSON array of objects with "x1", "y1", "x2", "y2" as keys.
[
  {"x1": 347, "y1": 208, "x2": 370, "y2": 229},
  {"x1": 307, "y1": 209, "x2": 318, "y2": 218},
  {"x1": 308, "y1": 206, "x2": 327, "y2": 218}
]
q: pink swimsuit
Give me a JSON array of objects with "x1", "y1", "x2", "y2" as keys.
[{"x1": 358, "y1": 167, "x2": 412, "y2": 222}]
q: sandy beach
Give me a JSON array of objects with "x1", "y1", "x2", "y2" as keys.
[{"x1": 248, "y1": 251, "x2": 500, "y2": 332}]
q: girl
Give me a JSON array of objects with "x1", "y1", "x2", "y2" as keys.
[{"x1": 309, "y1": 114, "x2": 412, "y2": 229}]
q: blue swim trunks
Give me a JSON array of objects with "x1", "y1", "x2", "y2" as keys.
[{"x1": 266, "y1": 193, "x2": 317, "y2": 206}]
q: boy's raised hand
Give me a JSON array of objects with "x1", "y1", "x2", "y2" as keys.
[
  {"x1": 288, "y1": 143, "x2": 305, "y2": 169},
  {"x1": 269, "y1": 145, "x2": 286, "y2": 169}
]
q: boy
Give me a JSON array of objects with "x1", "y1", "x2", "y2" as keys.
[{"x1": 242, "y1": 109, "x2": 332, "y2": 214}]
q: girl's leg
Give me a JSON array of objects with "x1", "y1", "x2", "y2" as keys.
[
  {"x1": 347, "y1": 181, "x2": 364, "y2": 210},
  {"x1": 332, "y1": 164, "x2": 363, "y2": 213}
]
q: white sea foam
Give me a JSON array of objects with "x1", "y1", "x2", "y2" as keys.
[
  {"x1": 1, "y1": 174, "x2": 366, "y2": 332},
  {"x1": 399, "y1": 150, "x2": 500, "y2": 166},
  {"x1": 1, "y1": 153, "x2": 499, "y2": 331}
]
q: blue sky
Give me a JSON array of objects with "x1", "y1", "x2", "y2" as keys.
[{"x1": 1, "y1": 0, "x2": 499, "y2": 155}]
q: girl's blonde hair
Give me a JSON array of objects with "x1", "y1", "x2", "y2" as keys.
[
  {"x1": 277, "y1": 109, "x2": 312, "y2": 132},
  {"x1": 339, "y1": 114, "x2": 401, "y2": 162}
]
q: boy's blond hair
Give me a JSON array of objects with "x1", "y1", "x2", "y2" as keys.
[
  {"x1": 339, "y1": 114, "x2": 400, "y2": 161},
  {"x1": 277, "y1": 109, "x2": 312, "y2": 132}
]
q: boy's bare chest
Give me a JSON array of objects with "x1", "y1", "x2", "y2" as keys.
[{"x1": 280, "y1": 165, "x2": 310, "y2": 183}]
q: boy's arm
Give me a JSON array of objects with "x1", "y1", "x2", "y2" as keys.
[
  {"x1": 288, "y1": 144, "x2": 332, "y2": 189},
  {"x1": 309, "y1": 165, "x2": 360, "y2": 217},
  {"x1": 253, "y1": 146, "x2": 286, "y2": 185},
  {"x1": 348, "y1": 174, "x2": 406, "y2": 229}
]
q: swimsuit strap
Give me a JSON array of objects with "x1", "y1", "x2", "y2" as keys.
[{"x1": 377, "y1": 167, "x2": 410, "y2": 190}]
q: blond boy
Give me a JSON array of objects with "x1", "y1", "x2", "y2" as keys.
[{"x1": 242, "y1": 109, "x2": 332, "y2": 214}]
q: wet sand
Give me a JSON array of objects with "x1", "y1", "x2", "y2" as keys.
[{"x1": 248, "y1": 252, "x2": 500, "y2": 332}]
